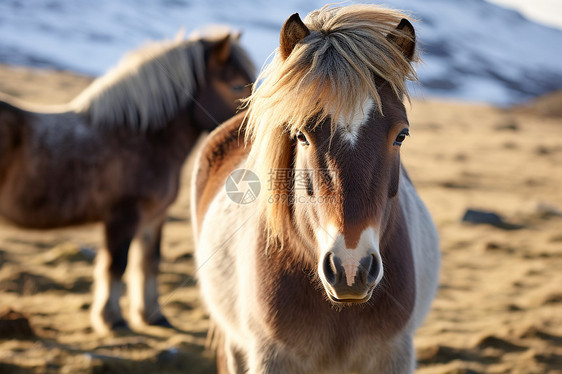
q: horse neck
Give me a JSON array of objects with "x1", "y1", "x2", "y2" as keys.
[
  {"x1": 149, "y1": 106, "x2": 203, "y2": 163},
  {"x1": 0, "y1": 101, "x2": 25, "y2": 181}
]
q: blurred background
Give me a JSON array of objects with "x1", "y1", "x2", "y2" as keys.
[
  {"x1": 0, "y1": 1, "x2": 561, "y2": 374},
  {"x1": 0, "y1": 0, "x2": 561, "y2": 104}
]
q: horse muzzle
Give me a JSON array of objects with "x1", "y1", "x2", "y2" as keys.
[{"x1": 320, "y1": 251, "x2": 381, "y2": 303}]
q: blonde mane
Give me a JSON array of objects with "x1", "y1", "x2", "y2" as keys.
[
  {"x1": 71, "y1": 27, "x2": 251, "y2": 131},
  {"x1": 243, "y1": 4, "x2": 418, "y2": 241}
]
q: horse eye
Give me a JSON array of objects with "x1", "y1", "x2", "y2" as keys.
[
  {"x1": 231, "y1": 84, "x2": 246, "y2": 93},
  {"x1": 393, "y1": 129, "x2": 409, "y2": 146},
  {"x1": 296, "y1": 131, "x2": 309, "y2": 146}
]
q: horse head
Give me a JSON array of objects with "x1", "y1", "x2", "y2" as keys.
[
  {"x1": 193, "y1": 28, "x2": 255, "y2": 132},
  {"x1": 246, "y1": 7, "x2": 417, "y2": 303}
]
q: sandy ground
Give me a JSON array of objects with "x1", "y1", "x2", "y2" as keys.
[{"x1": 0, "y1": 64, "x2": 561, "y2": 374}]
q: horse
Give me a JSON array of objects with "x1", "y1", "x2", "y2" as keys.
[
  {"x1": 192, "y1": 5, "x2": 440, "y2": 373},
  {"x1": 0, "y1": 26, "x2": 255, "y2": 333}
]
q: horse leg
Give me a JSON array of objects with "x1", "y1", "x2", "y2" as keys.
[
  {"x1": 127, "y1": 216, "x2": 171, "y2": 327},
  {"x1": 91, "y1": 204, "x2": 139, "y2": 333},
  {"x1": 217, "y1": 338, "x2": 246, "y2": 374}
]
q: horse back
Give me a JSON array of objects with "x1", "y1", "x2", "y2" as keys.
[{"x1": 191, "y1": 111, "x2": 250, "y2": 238}]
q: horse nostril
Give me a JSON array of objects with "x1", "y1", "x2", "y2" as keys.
[
  {"x1": 367, "y1": 254, "x2": 380, "y2": 284},
  {"x1": 322, "y1": 252, "x2": 337, "y2": 285}
]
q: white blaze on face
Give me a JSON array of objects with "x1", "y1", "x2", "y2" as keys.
[
  {"x1": 341, "y1": 227, "x2": 383, "y2": 286},
  {"x1": 334, "y1": 97, "x2": 374, "y2": 145},
  {"x1": 341, "y1": 248, "x2": 367, "y2": 287}
]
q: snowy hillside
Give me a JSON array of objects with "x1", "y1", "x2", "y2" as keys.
[{"x1": 0, "y1": 0, "x2": 561, "y2": 105}]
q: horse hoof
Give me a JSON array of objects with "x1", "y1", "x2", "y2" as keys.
[
  {"x1": 149, "y1": 316, "x2": 173, "y2": 328},
  {"x1": 111, "y1": 319, "x2": 130, "y2": 331}
]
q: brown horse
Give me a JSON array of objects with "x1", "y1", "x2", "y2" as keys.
[
  {"x1": 0, "y1": 26, "x2": 255, "y2": 333},
  {"x1": 192, "y1": 5, "x2": 440, "y2": 373}
]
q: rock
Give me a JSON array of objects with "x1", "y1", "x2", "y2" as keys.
[
  {"x1": 79, "y1": 247, "x2": 97, "y2": 261},
  {"x1": 462, "y1": 209, "x2": 502, "y2": 225},
  {"x1": 462, "y1": 209, "x2": 525, "y2": 230},
  {"x1": 0, "y1": 309, "x2": 36, "y2": 338}
]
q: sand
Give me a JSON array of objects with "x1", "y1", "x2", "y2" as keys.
[{"x1": 0, "y1": 64, "x2": 561, "y2": 373}]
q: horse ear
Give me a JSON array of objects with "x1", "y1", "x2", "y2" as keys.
[
  {"x1": 211, "y1": 34, "x2": 232, "y2": 65},
  {"x1": 387, "y1": 18, "x2": 416, "y2": 61},
  {"x1": 280, "y1": 13, "x2": 310, "y2": 59},
  {"x1": 232, "y1": 30, "x2": 242, "y2": 42}
]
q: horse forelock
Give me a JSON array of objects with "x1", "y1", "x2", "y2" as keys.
[
  {"x1": 70, "y1": 27, "x2": 253, "y2": 132},
  {"x1": 244, "y1": 4, "x2": 417, "y2": 243}
]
